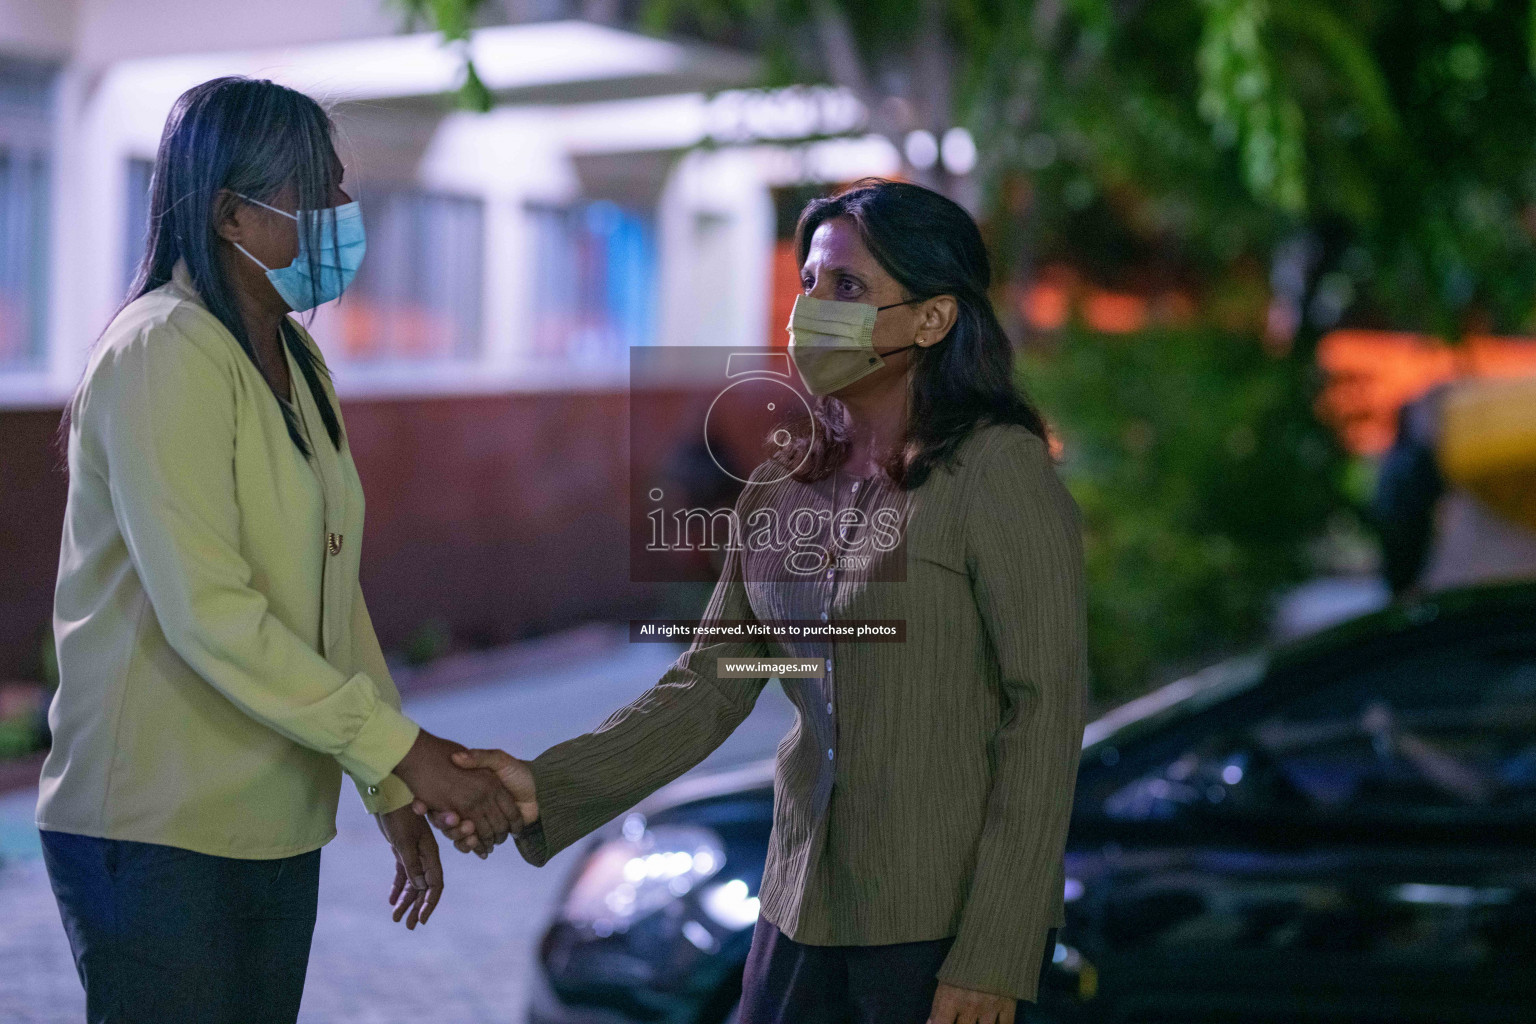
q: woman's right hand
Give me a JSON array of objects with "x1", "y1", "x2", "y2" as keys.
[
  {"x1": 391, "y1": 730, "x2": 523, "y2": 849},
  {"x1": 413, "y1": 748, "x2": 539, "y2": 855}
]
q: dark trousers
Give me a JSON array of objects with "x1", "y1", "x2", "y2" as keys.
[
  {"x1": 738, "y1": 916, "x2": 1057, "y2": 1024},
  {"x1": 40, "y1": 830, "x2": 321, "y2": 1024}
]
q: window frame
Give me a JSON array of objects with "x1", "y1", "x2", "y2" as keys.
[{"x1": 0, "y1": 58, "x2": 58, "y2": 380}]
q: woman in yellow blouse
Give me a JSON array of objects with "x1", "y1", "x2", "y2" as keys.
[{"x1": 39, "y1": 76, "x2": 518, "y2": 1024}]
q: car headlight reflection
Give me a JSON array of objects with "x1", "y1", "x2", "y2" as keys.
[
  {"x1": 701, "y1": 877, "x2": 761, "y2": 930},
  {"x1": 563, "y1": 823, "x2": 726, "y2": 935}
]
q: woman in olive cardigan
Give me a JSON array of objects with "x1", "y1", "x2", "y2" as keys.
[
  {"x1": 40, "y1": 77, "x2": 518, "y2": 1024},
  {"x1": 432, "y1": 179, "x2": 1090, "y2": 1024}
]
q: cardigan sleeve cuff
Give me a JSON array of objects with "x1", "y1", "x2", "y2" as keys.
[
  {"x1": 335, "y1": 680, "x2": 421, "y2": 786},
  {"x1": 934, "y1": 857, "x2": 1066, "y2": 1001},
  {"x1": 936, "y1": 915, "x2": 1055, "y2": 1004},
  {"x1": 512, "y1": 819, "x2": 552, "y2": 867},
  {"x1": 513, "y1": 747, "x2": 597, "y2": 867}
]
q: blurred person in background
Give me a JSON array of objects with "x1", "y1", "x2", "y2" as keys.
[
  {"x1": 1376, "y1": 375, "x2": 1536, "y2": 597},
  {"x1": 38, "y1": 76, "x2": 523, "y2": 1024},
  {"x1": 428, "y1": 179, "x2": 1089, "y2": 1024}
]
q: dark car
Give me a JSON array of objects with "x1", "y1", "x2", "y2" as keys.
[{"x1": 527, "y1": 583, "x2": 1536, "y2": 1024}]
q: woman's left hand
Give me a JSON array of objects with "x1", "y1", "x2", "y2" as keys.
[
  {"x1": 928, "y1": 981, "x2": 1016, "y2": 1024},
  {"x1": 375, "y1": 806, "x2": 444, "y2": 929}
]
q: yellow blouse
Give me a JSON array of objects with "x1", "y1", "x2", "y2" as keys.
[{"x1": 38, "y1": 261, "x2": 419, "y2": 860}]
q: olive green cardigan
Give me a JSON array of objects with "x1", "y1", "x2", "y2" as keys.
[{"x1": 518, "y1": 424, "x2": 1088, "y2": 1001}]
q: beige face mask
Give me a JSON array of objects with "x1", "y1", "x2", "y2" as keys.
[{"x1": 787, "y1": 294, "x2": 920, "y2": 396}]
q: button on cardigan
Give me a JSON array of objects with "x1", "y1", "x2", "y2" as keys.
[
  {"x1": 38, "y1": 261, "x2": 420, "y2": 860},
  {"x1": 517, "y1": 424, "x2": 1088, "y2": 1002}
]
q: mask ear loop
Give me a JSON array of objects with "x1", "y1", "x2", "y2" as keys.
[
  {"x1": 233, "y1": 192, "x2": 299, "y2": 221},
  {"x1": 872, "y1": 296, "x2": 926, "y2": 358},
  {"x1": 229, "y1": 193, "x2": 299, "y2": 274},
  {"x1": 232, "y1": 241, "x2": 272, "y2": 273},
  {"x1": 228, "y1": 191, "x2": 301, "y2": 271}
]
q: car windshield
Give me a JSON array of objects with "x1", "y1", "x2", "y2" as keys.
[{"x1": 1102, "y1": 636, "x2": 1536, "y2": 827}]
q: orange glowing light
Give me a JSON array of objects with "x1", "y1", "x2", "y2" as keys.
[
  {"x1": 1316, "y1": 330, "x2": 1536, "y2": 455},
  {"x1": 1083, "y1": 291, "x2": 1149, "y2": 334}
]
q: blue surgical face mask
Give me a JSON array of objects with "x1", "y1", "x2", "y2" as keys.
[{"x1": 232, "y1": 193, "x2": 366, "y2": 311}]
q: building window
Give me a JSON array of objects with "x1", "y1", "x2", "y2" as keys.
[
  {"x1": 527, "y1": 200, "x2": 656, "y2": 363},
  {"x1": 122, "y1": 158, "x2": 154, "y2": 295},
  {"x1": 332, "y1": 187, "x2": 485, "y2": 362},
  {"x1": 0, "y1": 59, "x2": 54, "y2": 373}
]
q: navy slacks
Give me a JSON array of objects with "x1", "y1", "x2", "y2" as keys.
[
  {"x1": 41, "y1": 830, "x2": 321, "y2": 1024},
  {"x1": 738, "y1": 915, "x2": 1058, "y2": 1024}
]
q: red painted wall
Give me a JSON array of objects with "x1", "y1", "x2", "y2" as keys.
[{"x1": 0, "y1": 409, "x2": 68, "y2": 681}]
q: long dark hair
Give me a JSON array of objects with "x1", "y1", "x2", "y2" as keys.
[
  {"x1": 78, "y1": 76, "x2": 342, "y2": 457},
  {"x1": 775, "y1": 178, "x2": 1046, "y2": 489}
]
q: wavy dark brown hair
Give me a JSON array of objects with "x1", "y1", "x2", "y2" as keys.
[{"x1": 773, "y1": 178, "x2": 1046, "y2": 489}]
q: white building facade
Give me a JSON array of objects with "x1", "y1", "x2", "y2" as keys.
[{"x1": 0, "y1": 1, "x2": 899, "y2": 407}]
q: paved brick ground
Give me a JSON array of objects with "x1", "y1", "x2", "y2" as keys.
[{"x1": 0, "y1": 636, "x2": 795, "y2": 1023}]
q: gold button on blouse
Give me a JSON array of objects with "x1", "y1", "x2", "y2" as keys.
[{"x1": 327, "y1": 532, "x2": 343, "y2": 556}]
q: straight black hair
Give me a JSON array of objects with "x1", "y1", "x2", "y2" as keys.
[
  {"x1": 776, "y1": 178, "x2": 1047, "y2": 488},
  {"x1": 81, "y1": 76, "x2": 343, "y2": 456}
]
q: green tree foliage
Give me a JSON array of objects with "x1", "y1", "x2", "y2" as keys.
[
  {"x1": 391, "y1": 0, "x2": 496, "y2": 110},
  {"x1": 399, "y1": 0, "x2": 1536, "y2": 330},
  {"x1": 621, "y1": 0, "x2": 1536, "y2": 335},
  {"x1": 1181, "y1": 0, "x2": 1536, "y2": 337},
  {"x1": 1023, "y1": 327, "x2": 1343, "y2": 700}
]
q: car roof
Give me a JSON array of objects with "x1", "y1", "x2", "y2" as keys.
[
  {"x1": 1269, "y1": 578, "x2": 1536, "y2": 672},
  {"x1": 1084, "y1": 579, "x2": 1536, "y2": 752}
]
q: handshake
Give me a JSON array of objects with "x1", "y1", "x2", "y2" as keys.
[{"x1": 373, "y1": 729, "x2": 539, "y2": 929}]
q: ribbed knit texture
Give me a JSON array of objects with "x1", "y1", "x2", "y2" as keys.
[{"x1": 517, "y1": 424, "x2": 1087, "y2": 1001}]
